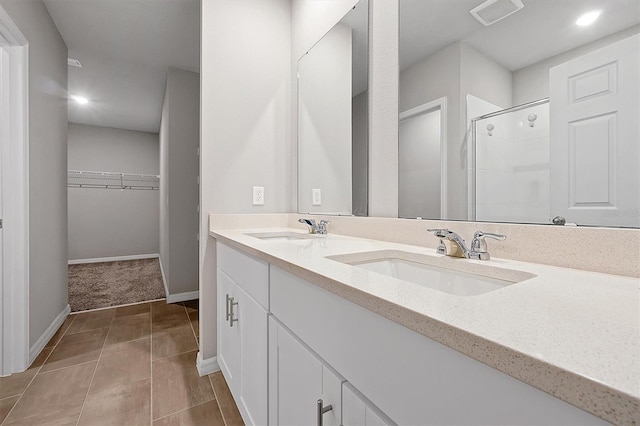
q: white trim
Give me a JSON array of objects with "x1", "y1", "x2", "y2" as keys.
[
  {"x1": 159, "y1": 257, "x2": 169, "y2": 297},
  {"x1": 68, "y1": 253, "x2": 159, "y2": 265},
  {"x1": 28, "y1": 304, "x2": 70, "y2": 365},
  {"x1": 196, "y1": 351, "x2": 220, "y2": 377},
  {"x1": 166, "y1": 290, "x2": 199, "y2": 304},
  {"x1": 0, "y1": 5, "x2": 29, "y2": 376},
  {"x1": 399, "y1": 97, "x2": 448, "y2": 218}
]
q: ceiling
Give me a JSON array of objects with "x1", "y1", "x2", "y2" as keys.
[
  {"x1": 43, "y1": 0, "x2": 200, "y2": 133},
  {"x1": 400, "y1": 0, "x2": 640, "y2": 71}
]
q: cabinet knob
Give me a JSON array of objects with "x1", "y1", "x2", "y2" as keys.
[{"x1": 316, "y1": 399, "x2": 333, "y2": 426}]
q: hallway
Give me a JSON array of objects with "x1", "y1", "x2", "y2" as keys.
[{"x1": 0, "y1": 300, "x2": 243, "y2": 425}]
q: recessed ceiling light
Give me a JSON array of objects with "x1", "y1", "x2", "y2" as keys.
[
  {"x1": 71, "y1": 96, "x2": 89, "y2": 105},
  {"x1": 576, "y1": 10, "x2": 602, "y2": 27}
]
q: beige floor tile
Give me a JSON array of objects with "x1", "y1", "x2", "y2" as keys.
[
  {"x1": 188, "y1": 310, "x2": 199, "y2": 343},
  {"x1": 153, "y1": 400, "x2": 224, "y2": 426},
  {"x1": 152, "y1": 350, "x2": 214, "y2": 420},
  {"x1": 105, "y1": 312, "x2": 150, "y2": 346},
  {"x1": 0, "y1": 396, "x2": 19, "y2": 424},
  {"x1": 114, "y1": 302, "x2": 151, "y2": 318},
  {"x1": 182, "y1": 299, "x2": 199, "y2": 311},
  {"x1": 3, "y1": 361, "x2": 96, "y2": 426},
  {"x1": 41, "y1": 328, "x2": 108, "y2": 373},
  {"x1": 66, "y1": 308, "x2": 115, "y2": 335},
  {"x1": 0, "y1": 347, "x2": 52, "y2": 399},
  {"x1": 65, "y1": 309, "x2": 116, "y2": 336},
  {"x1": 209, "y1": 371, "x2": 244, "y2": 426},
  {"x1": 78, "y1": 378, "x2": 150, "y2": 426},
  {"x1": 90, "y1": 338, "x2": 151, "y2": 393},
  {"x1": 152, "y1": 325, "x2": 198, "y2": 360},
  {"x1": 151, "y1": 301, "x2": 190, "y2": 330},
  {"x1": 45, "y1": 316, "x2": 75, "y2": 348}
]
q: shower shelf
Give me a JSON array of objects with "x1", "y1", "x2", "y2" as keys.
[{"x1": 67, "y1": 170, "x2": 159, "y2": 190}]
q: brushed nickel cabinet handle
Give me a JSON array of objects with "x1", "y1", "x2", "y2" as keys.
[
  {"x1": 316, "y1": 399, "x2": 333, "y2": 426},
  {"x1": 229, "y1": 297, "x2": 239, "y2": 327}
]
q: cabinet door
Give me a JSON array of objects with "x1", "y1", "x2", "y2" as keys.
[
  {"x1": 236, "y1": 284, "x2": 268, "y2": 425},
  {"x1": 343, "y1": 383, "x2": 392, "y2": 426},
  {"x1": 269, "y1": 318, "x2": 342, "y2": 426},
  {"x1": 217, "y1": 269, "x2": 241, "y2": 394}
]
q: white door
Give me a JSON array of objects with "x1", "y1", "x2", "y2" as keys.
[
  {"x1": 550, "y1": 34, "x2": 640, "y2": 227},
  {"x1": 236, "y1": 284, "x2": 268, "y2": 426},
  {"x1": 0, "y1": 45, "x2": 4, "y2": 374},
  {"x1": 217, "y1": 269, "x2": 240, "y2": 392},
  {"x1": 342, "y1": 383, "x2": 390, "y2": 426}
]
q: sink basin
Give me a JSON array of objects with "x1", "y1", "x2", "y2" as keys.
[
  {"x1": 327, "y1": 250, "x2": 536, "y2": 296},
  {"x1": 245, "y1": 231, "x2": 318, "y2": 242}
]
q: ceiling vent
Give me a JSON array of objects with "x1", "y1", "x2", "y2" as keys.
[
  {"x1": 67, "y1": 58, "x2": 82, "y2": 68},
  {"x1": 470, "y1": 0, "x2": 524, "y2": 26}
]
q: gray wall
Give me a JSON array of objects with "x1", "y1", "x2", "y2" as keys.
[
  {"x1": 160, "y1": 67, "x2": 199, "y2": 296},
  {"x1": 0, "y1": 0, "x2": 69, "y2": 347},
  {"x1": 67, "y1": 123, "x2": 159, "y2": 261},
  {"x1": 352, "y1": 90, "x2": 368, "y2": 216},
  {"x1": 399, "y1": 41, "x2": 512, "y2": 220}
]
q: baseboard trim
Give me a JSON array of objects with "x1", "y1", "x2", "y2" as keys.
[
  {"x1": 29, "y1": 304, "x2": 71, "y2": 364},
  {"x1": 166, "y1": 290, "x2": 199, "y2": 304},
  {"x1": 196, "y1": 352, "x2": 220, "y2": 377},
  {"x1": 159, "y1": 258, "x2": 169, "y2": 299},
  {"x1": 68, "y1": 253, "x2": 159, "y2": 265}
]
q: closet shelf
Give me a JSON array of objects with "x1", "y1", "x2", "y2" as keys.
[{"x1": 67, "y1": 170, "x2": 159, "y2": 190}]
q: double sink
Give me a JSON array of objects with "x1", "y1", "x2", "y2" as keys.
[{"x1": 246, "y1": 231, "x2": 535, "y2": 297}]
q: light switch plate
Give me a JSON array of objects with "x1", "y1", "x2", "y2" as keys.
[
  {"x1": 312, "y1": 189, "x2": 322, "y2": 206},
  {"x1": 253, "y1": 186, "x2": 264, "y2": 205}
]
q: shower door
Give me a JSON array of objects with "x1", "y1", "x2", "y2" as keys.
[{"x1": 549, "y1": 34, "x2": 639, "y2": 227}]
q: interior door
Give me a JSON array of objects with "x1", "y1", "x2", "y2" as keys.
[{"x1": 549, "y1": 34, "x2": 640, "y2": 227}]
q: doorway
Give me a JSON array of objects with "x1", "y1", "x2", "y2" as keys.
[
  {"x1": 0, "y1": 5, "x2": 29, "y2": 376},
  {"x1": 398, "y1": 97, "x2": 447, "y2": 219}
]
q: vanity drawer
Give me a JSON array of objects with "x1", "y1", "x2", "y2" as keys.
[{"x1": 217, "y1": 242, "x2": 269, "y2": 308}]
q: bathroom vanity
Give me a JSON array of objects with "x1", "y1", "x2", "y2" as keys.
[{"x1": 210, "y1": 223, "x2": 638, "y2": 425}]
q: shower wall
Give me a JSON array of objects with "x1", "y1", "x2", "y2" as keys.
[{"x1": 473, "y1": 101, "x2": 550, "y2": 224}]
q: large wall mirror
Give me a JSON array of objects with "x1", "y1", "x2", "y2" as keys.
[
  {"x1": 297, "y1": 0, "x2": 369, "y2": 216},
  {"x1": 399, "y1": 0, "x2": 639, "y2": 228}
]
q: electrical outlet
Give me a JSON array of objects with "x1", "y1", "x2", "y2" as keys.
[
  {"x1": 253, "y1": 186, "x2": 264, "y2": 205},
  {"x1": 312, "y1": 189, "x2": 322, "y2": 206}
]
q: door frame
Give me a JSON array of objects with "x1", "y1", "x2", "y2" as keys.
[
  {"x1": 0, "y1": 5, "x2": 30, "y2": 375},
  {"x1": 398, "y1": 97, "x2": 448, "y2": 219}
]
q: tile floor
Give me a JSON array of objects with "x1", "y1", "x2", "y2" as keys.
[{"x1": 0, "y1": 300, "x2": 244, "y2": 426}]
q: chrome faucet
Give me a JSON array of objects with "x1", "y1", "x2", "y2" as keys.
[
  {"x1": 427, "y1": 229, "x2": 505, "y2": 260},
  {"x1": 298, "y1": 218, "x2": 330, "y2": 235},
  {"x1": 427, "y1": 229, "x2": 470, "y2": 258}
]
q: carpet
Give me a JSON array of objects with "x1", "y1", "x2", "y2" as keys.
[{"x1": 68, "y1": 258, "x2": 166, "y2": 312}]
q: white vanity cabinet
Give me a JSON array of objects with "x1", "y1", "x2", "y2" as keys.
[
  {"x1": 217, "y1": 243, "x2": 269, "y2": 426},
  {"x1": 268, "y1": 318, "x2": 344, "y2": 426},
  {"x1": 269, "y1": 265, "x2": 605, "y2": 426}
]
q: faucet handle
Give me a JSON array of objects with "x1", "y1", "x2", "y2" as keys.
[
  {"x1": 469, "y1": 231, "x2": 506, "y2": 260},
  {"x1": 427, "y1": 229, "x2": 448, "y2": 255},
  {"x1": 317, "y1": 219, "x2": 330, "y2": 235}
]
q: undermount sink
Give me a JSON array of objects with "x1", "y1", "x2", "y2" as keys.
[
  {"x1": 245, "y1": 231, "x2": 318, "y2": 242},
  {"x1": 327, "y1": 250, "x2": 536, "y2": 296}
]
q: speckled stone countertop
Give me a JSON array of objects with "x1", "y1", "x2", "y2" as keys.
[{"x1": 210, "y1": 227, "x2": 640, "y2": 425}]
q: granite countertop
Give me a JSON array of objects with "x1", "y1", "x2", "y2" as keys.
[{"x1": 210, "y1": 226, "x2": 639, "y2": 425}]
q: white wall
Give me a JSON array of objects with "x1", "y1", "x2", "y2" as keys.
[
  {"x1": 67, "y1": 123, "x2": 159, "y2": 261},
  {"x1": 0, "y1": 0, "x2": 69, "y2": 347},
  {"x1": 160, "y1": 67, "x2": 200, "y2": 297},
  {"x1": 368, "y1": 0, "x2": 399, "y2": 217},
  {"x1": 298, "y1": 23, "x2": 352, "y2": 214},
  {"x1": 513, "y1": 25, "x2": 640, "y2": 105},
  {"x1": 200, "y1": 0, "x2": 291, "y2": 361}
]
